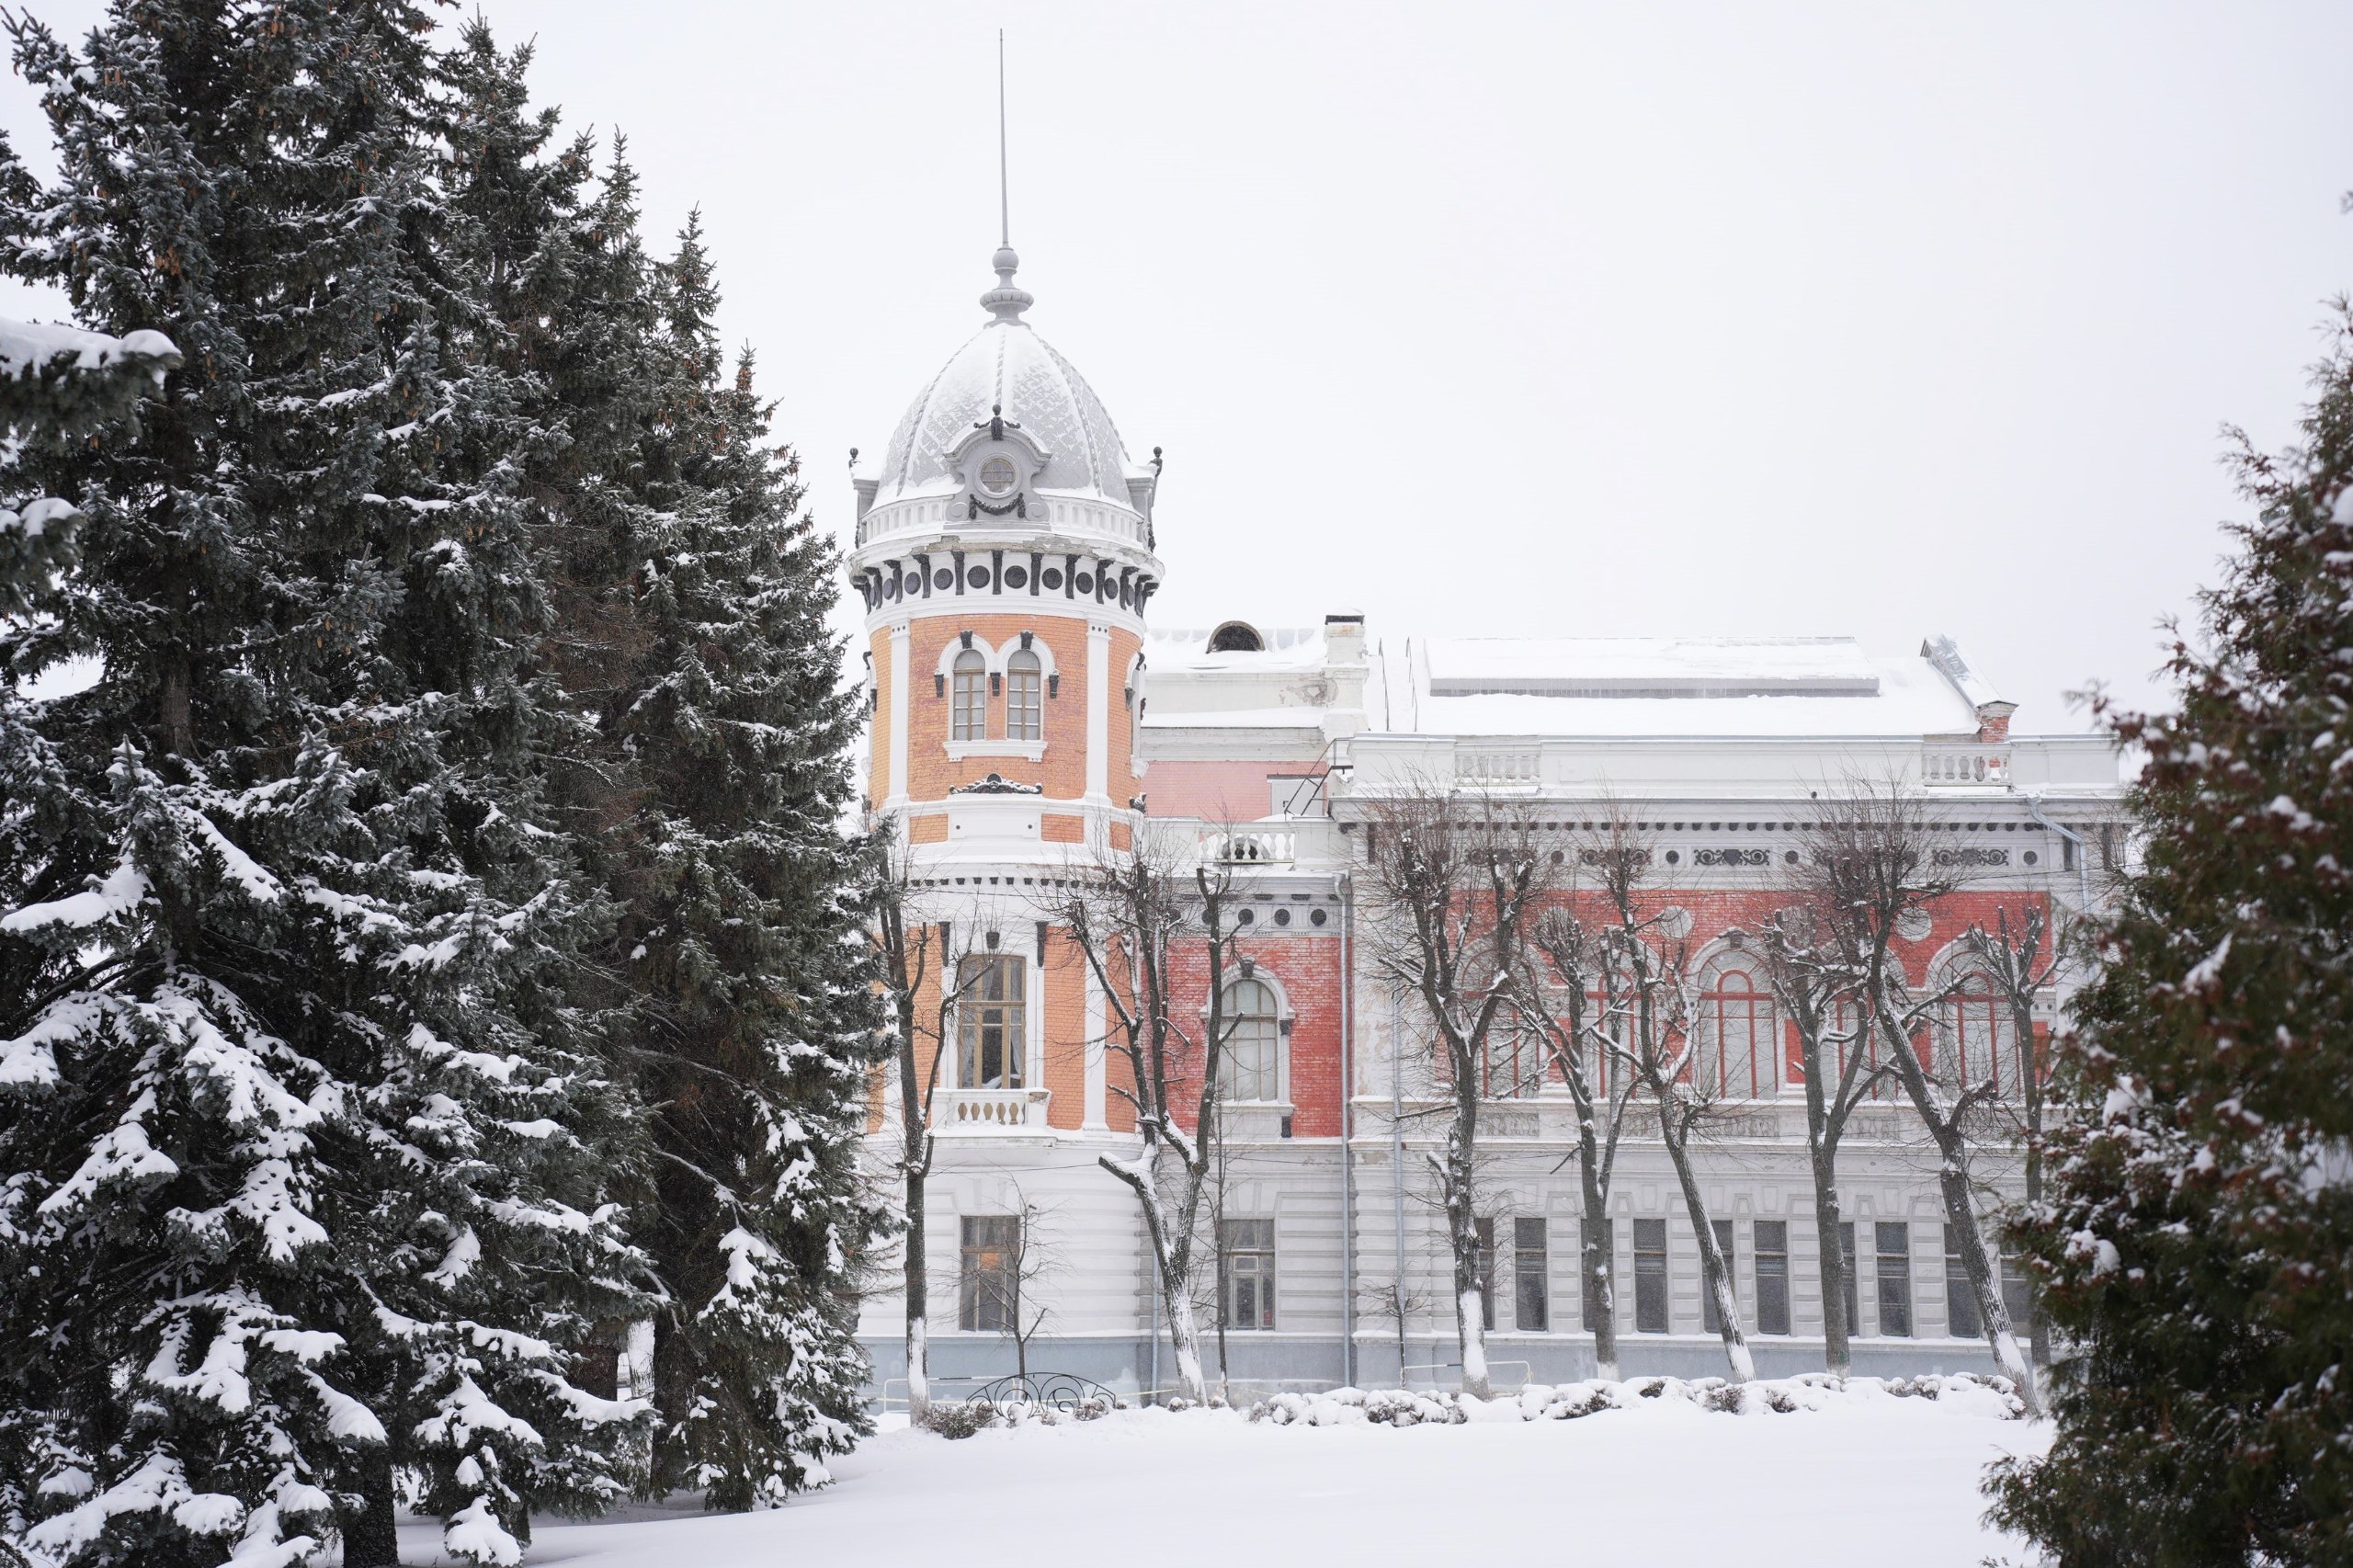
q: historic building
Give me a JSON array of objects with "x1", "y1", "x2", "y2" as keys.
[{"x1": 847, "y1": 243, "x2": 2122, "y2": 1397}]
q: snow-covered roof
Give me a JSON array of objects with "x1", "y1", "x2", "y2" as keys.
[
  {"x1": 1144, "y1": 627, "x2": 1329, "y2": 674},
  {"x1": 1378, "y1": 637, "x2": 1983, "y2": 738},
  {"x1": 1423, "y1": 636, "x2": 1881, "y2": 699}
]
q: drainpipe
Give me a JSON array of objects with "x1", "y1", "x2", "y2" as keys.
[
  {"x1": 1338, "y1": 871, "x2": 1357, "y2": 1389},
  {"x1": 1389, "y1": 985, "x2": 1406, "y2": 1384},
  {"x1": 2018, "y1": 790, "x2": 2092, "y2": 918}
]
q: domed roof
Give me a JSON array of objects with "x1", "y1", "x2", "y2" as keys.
[{"x1": 873, "y1": 250, "x2": 1140, "y2": 510}]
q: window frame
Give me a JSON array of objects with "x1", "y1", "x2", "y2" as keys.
[
  {"x1": 949, "y1": 648, "x2": 988, "y2": 743},
  {"x1": 1633, "y1": 1217, "x2": 1668, "y2": 1334},
  {"x1": 958, "y1": 1214, "x2": 1020, "y2": 1334},
  {"x1": 1513, "y1": 1217, "x2": 1549, "y2": 1332},
  {"x1": 1221, "y1": 1218, "x2": 1276, "y2": 1331},
  {"x1": 1697, "y1": 960, "x2": 1778, "y2": 1101},
  {"x1": 1875, "y1": 1221, "x2": 1914, "y2": 1338},
  {"x1": 956, "y1": 953, "x2": 1029, "y2": 1089},
  {"x1": 1005, "y1": 646, "x2": 1043, "y2": 742},
  {"x1": 1754, "y1": 1219, "x2": 1790, "y2": 1335},
  {"x1": 1215, "y1": 975, "x2": 1285, "y2": 1104}
]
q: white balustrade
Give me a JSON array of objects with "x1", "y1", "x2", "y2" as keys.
[
  {"x1": 935, "y1": 1087, "x2": 1051, "y2": 1131},
  {"x1": 1921, "y1": 745, "x2": 2010, "y2": 787},
  {"x1": 1454, "y1": 748, "x2": 1540, "y2": 787}
]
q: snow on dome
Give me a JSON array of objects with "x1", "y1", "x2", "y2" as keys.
[{"x1": 874, "y1": 265, "x2": 1140, "y2": 509}]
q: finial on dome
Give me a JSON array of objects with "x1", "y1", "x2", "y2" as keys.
[{"x1": 983, "y1": 32, "x2": 1033, "y2": 324}]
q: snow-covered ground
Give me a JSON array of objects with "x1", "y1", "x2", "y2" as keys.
[{"x1": 389, "y1": 1385, "x2": 2048, "y2": 1567}]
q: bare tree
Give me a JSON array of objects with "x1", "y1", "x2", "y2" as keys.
[
  {"x1": 998, "y1": 1197, "x2": 1063, "y2": 1382},
  {"x1": 1045, "y1": 835, "x2": 1244, "y2": 1405},
  {"x1": 1961, "y1": 901, "x2": 2061, "y2": 1372},
  {"x1": 1519, "y1": 893, "x2": 1640, "y2": 1381},
  {"x1": 1756, "y1": 901, "x2": 1878, "y2": 1381},
  {"x1": 1358, "y1": 782, "x2": 1551, "y2": 1398},
  {"x1": 1580, "y1": 812, "x2": 1754, "y2": 1383},
  {"x1": 871, "y1": 832, "x2": 996, "y2": 1421},
  {"x1": 1805, "y1": 781, "x2": 2041, "y2": 1412},
  {"x1": 1358, "y1": 1275, "x2": 1435, "y2": 1389}
]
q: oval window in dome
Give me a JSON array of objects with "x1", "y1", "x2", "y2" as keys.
[{"x1": 979, "y1": 454, "x2": 1019, "y2": 495}]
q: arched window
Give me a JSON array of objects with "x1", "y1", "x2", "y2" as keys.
[
  {"x1": 1942, "y1": 971, "x2": 2012, "y2": 1097},
  {"x1": 950, "y1": 648, "x2": 986, "y2": 742},
  {"x1": 1006, "y1": 647, "x2": 1042, "y2": 741},
  {"x1": 1219, "y1": 977, "x2": 1280, "y2": 1102},
  {"x1": 1698, "y1": 965, "x2": 1778, "y2": 1100}
]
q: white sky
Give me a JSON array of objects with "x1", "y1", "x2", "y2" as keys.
[{"x1": 8, "y1": 1, "x2": 2352, "y2": 731}]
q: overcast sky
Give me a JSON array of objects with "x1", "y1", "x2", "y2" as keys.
[{"x1": 8, "y1": 1, "x2": 2352, "y2": 731}]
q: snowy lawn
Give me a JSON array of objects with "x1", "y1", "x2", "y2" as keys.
[{"x1": 387, "y1": 1385, "x2": 2048, "y2": 1567}]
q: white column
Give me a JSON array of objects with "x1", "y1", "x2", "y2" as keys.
[
  {"x1": 887, "y1": 619, "x2": 911, "y2": 805},
  {"x1": 1083, "y1": 956, "x2": 1108, "y2": 1131},
  {"x1": 1086, "y1": 620, "x2": 1110, "y2": 804}
]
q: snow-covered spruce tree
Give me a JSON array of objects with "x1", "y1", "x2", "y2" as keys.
[
  {"x1": 613, "y1": 222, "x2": 883, "y2": 1508},
  {"x1": 1987, "y1": 312, "x2": 2353, "y2": 1567},
  {"x1": 0, "y1": 6, "x2": 650, "y2": 1565}
]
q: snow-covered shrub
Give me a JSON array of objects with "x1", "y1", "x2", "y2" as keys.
[
  {"x1": 921, "y1": 1403, "x2": 993, "y2": 1440},
  {"x1": 1239, "y1": 1374, "x2": 2026, "y2": 1433}
]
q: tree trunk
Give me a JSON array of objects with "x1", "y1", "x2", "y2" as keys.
[
  {"x1": 1808, "y1": 1146, "x2": 1852, "y2": 1381},
  {"x1": 575, "y1": 1323, "x2": 622, "y2": 1401},
  {"x1": 903, "y1": 1154, "x2": 930, "y2": 1420},
  {"x1": 1931, "y1": 1131, "x2": 2040, "y2": 1414},
  {"x1": 341, "y1": 1449, "x2": 399, "y2": 1568},
  {"x1": 2018, "y1": 1001, "x2": 2051, "y2": 1372},
  {"x1": 1444, "y1": 1113, "x2": 1491, "y2": 1398},
  {"x1": 1660, "y1": 1109, "x2": 1753, "y2": 1382},
  {"x1": 1579, "y1": 1160, "x2": 1619, "y2": 1382}
]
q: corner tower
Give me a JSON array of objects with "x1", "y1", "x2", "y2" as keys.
[{"x1": 849, "y1": 247, "x2": 1163, "y2": 853}]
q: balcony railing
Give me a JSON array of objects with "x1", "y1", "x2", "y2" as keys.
[
  {"x1": 1454, "y1": 747, "x2": 1540, "y2": 788},
  {"x1": 1922, "y1": 745, "x2": 2010, "y2": 787},
  {"x1": 935, "y1": 1087, "x2": 1051, "y2": 1131},
  {"x1": 1204, "y1": 827, "x2": 1296, "y2": 865}
]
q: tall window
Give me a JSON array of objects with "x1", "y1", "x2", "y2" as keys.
[
  {"x1": 1698, "y1": 965, "x2": 1777, "y2": 1099},
  {"x1": 1755, "y1": 1220, "x2": 1790, "y2": 1335},
  {"x1": 1943, "y1": 971, "x2": 2015, "y2": 1097},
  {"x1": 1222, "y1": 1219, "x2": 1275, "y2": 1330},
  {"x1": 959, "y1": 1215, "x2": 1019, "y2": 1332},
  {"x1": 1006, "y1": 647, "x2": 1042, "y2": 741},
  {"x1": 1701, "y1": 1218, "x2": 1737, "y2": 1334},
  {"x1": 1876, "y1": 1221, "x2": 1914, "y2": 1337},
  {"x1": 1481, "y1": 1026, "x2": 1540, "y2": 1099},
  {"x1": 1946, "y1": 1224, "x2": 1982, "y2": 1339},
  {"x1": 1219, "y1": 978, "x2": 1279, "y2": 1102},
  {"x1": 1838, "y1": 1221, "x2": 1859, "y2": 1335},
  {"x1": 1515, "y1": 1218, "x2": 1549, "y2": 1331},
  {"x1": 957, "y1": 955, "x2": 1026, "y2": 1088},
  {"x1": 1583, "y1": 1219, "x2": 1614, "y2": 1330},
  {"x1": 1633, "y1": 1218, "x2": 1668, "y2": 1334},
  {"x1": 949, "y1": 648, "x2": 987, "y2": 742},
  {"x1": 1475, "y1": 1218, "x2": 1497, "y2": 1331},
  {"x1": 2002, "y1": 1255, "x2": 2036, "y2": 1335}
]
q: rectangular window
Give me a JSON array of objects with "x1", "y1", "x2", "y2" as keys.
[
  {"x1": 1515, "y1": 1218, "x2": 1549, "y2": 1332},
  {"x1": 1945, "y1": 1225, "x2": 1982, "y2": 1340},
  {"x1": 956, "y1": 955, "x2": 1026, "y2": 1088},
  {"x1": 1755, "y1": 1220, "x2": 1790, "y2": 1335},
  {"x1": 1633, "y1": 1218, "x2": 1668, "y2": 1334},
  {"x1": 1582, "y1": 1219, "x2": 1614, "y2": 1331},
  {"x1": 1876, "y1": 1221, "x2": 1913, "y2": 1337},
  {"x1": 1701, "y1": 1218, "x2": 1736, "y2": 1334},
  {"x1": 1475, "y1": 1217, "x2": 1496, "y2": 1332},
  {"x1": 2002, "y1": 1255, "x2": 2035, "y2": 1335},
  {"x1": 958, "y1": 1215, "x2": 1019, "y2": 1333},
  {"x1": 1222, "y1": 1219, "x2": 1276, "y2": 1330},
  {"x1": 1005, "y1": 655, "x2": 1042, "y2": 741},
  {"x1": 1839, "y1": 1221, "x2": 1859, "y2": 1336}
]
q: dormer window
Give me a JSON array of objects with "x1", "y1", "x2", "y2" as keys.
[
  {"x1": 978, "y1": 454, "x2": 1019, "y2": 497},
  {"x1": 1208, "y1": 621, "x2": 1264, "y2": 653}
]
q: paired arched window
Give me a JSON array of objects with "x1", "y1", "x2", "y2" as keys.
[
  {"x1": 1219, "y1": 977, "x2": 1281, "y2": 1102},
  {"x1": 950, "y1": 649, "x2": 987, "y2": 742},
  {"x1": 1006, "y1": 648, "x2": 1042, "y2": 741},
  {"x1": 1697, "y1": 965, "x2": 1778, "y2": 1100}
]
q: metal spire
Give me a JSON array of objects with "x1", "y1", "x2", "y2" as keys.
[{"x1": 982, "y1": 28, "x2": 1033, "y2": 324}]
